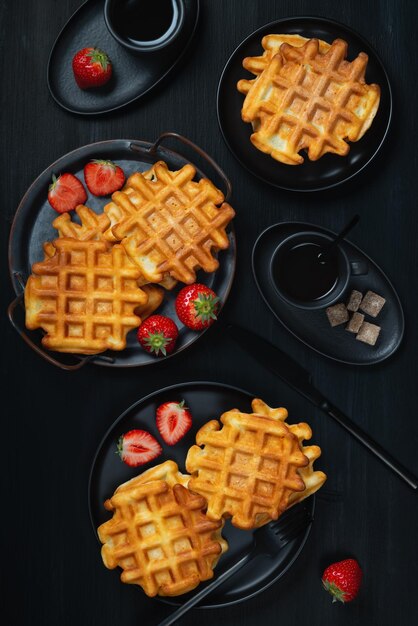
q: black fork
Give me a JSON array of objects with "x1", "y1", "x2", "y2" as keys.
[{"x1": 157, "y1": 504, "x2": 313, "y2": 626}]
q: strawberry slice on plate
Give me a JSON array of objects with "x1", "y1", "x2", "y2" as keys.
[
  {"x1": 156, "y1": 400, "x2": 193, "y2": 445},
  {"x1": 117, "y1": 429, "x2": 162, "y2": 467},
  {"x1": 47, "y1": 173, "x2": 87, "y2": 213},
  {"x1": 84, "y1": 159, "x2": 125, "y2": 196}
]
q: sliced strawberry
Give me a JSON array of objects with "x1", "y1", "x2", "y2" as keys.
[
  {"x1": 156, "y1": 400, "x2": 193, "y2": 445},
  {"x1": 84, "y1": 160, "x2": 125, "y2": 196},
  {"x1": 47, "y1": 173, "x2": 87, "y2": 213},
  {"x1": 117, "y1": 429, "x2": 162, "y2": 467}
]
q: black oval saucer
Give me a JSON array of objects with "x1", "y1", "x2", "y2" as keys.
[
  {"x1": 217, "y1": 16, "x2": 392, "y2": 192},
  {"x1": 252, "y1": 222, "x2": 404, "y2": 365},
  {"x1": 47, "y1": 0, "x2": 199, "y2": 115},
  {"x1": 88, "y1": 381, "x2": 315, "y2": 607}
]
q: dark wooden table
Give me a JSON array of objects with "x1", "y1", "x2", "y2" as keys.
[{"x1": 2, "y1": 1, "x2": 417, "y2": 625}]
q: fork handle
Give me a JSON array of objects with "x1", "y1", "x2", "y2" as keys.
[{"x1": 157, "y1": 551, "x2": 253, "y2": 626}]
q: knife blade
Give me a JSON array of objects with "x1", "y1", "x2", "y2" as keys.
[{"x1": 225, "y1": 322, "x2": 417, "y2": 490}]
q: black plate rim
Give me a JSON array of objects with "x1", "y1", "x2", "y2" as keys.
[
  {"x1": 46, "y1": 0, "x2": 200, "y2": 116},
  {"x1": 87, "y1": 380, "x2": 315, "y2": 608},
  {"x1": 217, "y1": 15, "x2": 393, "y2": 192},
  {"x1": 252, "y1": 221, "x2": 405, "y2": 365},
  {"x1": 8, "y1": 138, "x2": 236, "y2": 368}
]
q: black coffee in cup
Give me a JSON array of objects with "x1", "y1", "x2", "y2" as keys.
[
  {"x1": 111, "y1": 0, "x2": 178, "y2": 44},
  {"x1": 273, "y1": 241, "x2": 339, "y2": 302}
]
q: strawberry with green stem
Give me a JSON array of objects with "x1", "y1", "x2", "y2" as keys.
[
  {"x1": 322, "y1": 558, "x2": 362, "y2": 603},
  {"x1": 137, "y1": 315, "x2": 179, "y2": 356},
  {"x1": 175, "y1": 284, "x2": 220, "y2": 331}
]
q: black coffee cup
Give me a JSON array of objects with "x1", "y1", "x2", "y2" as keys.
[
  {"x1": 104, "y1": 0, "x2": 185, "y2": 53},
  {"x1": 270, "y1": 231, "x2": 368, "y2": 310}
]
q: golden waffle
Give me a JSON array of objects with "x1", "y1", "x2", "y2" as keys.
[
  {"x1": 115, "y1": 460, "x2": 190, "y2": 491},
  {"x1": 239, "y1": 38, "x2": 380, "y2": 164},
  {"x1": 52, "y1": 204, "x2": 111, "y2": 243},
  {"x1": 98, "y1": 480, "x2": 225, "y2": 597},
  {"x1": 186, "y1": 402, "x2": 309, "y2": 529},
  {"x1": 238, "y1": 34, "x2": 331, "y2": 95},
  {"x1": 138, "y1": 284, "x2": 164, "y2": 320},
  {"x1": 250, "y1": 399, "x2": 326, "y2": 505},
  {"x1": 103, "y1": 161, "x2": 235, "y2": 284},
  {"x1": 25, "y1": 238, "x2": 148, "y2": 354}
]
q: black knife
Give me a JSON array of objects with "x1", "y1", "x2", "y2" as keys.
[{"x1": 225, "y1": 322, "x2": 417, "y2": 490}]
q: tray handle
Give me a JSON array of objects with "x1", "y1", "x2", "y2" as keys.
[
  {"x1": 8, "y1": 293, "x2": 93, "y2": 371},
  {"x1": 132, "y1": 132, "x2": 232, "y2": 202}
]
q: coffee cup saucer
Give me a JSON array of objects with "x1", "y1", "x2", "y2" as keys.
[
  {"x1": 47, "y1": 0, "x2": 199, "y2": 115},
  {"x1": 252, "y1": 222, "x2": 404, "y2": 365}
]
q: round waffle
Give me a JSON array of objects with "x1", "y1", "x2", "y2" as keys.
[
  {"x1": 186, "y1": 401, "x2": 309, "y2": 529},
  {"x1": 98, "y1": 479, "x2": 225, "y2": 597},
  {"x1": 238, "y1": 37, "x2": 380, "y2": 164}
]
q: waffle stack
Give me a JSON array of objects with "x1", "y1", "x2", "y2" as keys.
[
  {"x1": 237, "y1": 34, "x2": 380, "y2": 164},
  {"x1": 98, "y1": 398, "x2": 325, "y2": 597},
  {"x1": 24, "y1": 161, "x2": 234, "y2": 355}
]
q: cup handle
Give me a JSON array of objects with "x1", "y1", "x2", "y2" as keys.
[{"x1": 350, "y1": 260, "x2": 368, "y2": 276}]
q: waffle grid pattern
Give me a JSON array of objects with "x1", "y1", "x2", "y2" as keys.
[
  {"x1": 186, "y1": 409, "x2": 308, "y2": 529},
  {"x1": 99, "y1": 481, "x2": 223, "y2": 597},
  {"x1": 25, "y1": 239, "x2": 147, "y2": 353},
  {"x1": 53, "y1": 204, "x2": 111, "y2": 243},
  {"x1": 106, "y1": 162, "x2": 234, "y2": 284},
  {"x1": 240, "y1": 38, "x2": 380, "y2": 164}
]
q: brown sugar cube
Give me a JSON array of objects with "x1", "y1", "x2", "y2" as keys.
[
  {"x1": 359, "y1": 290, "x2": 386, "y2": 318},
  {"x1": 346, "y1": 312, "x2": 365, "y2": 333},
  {"x1": 356, "y1": 322, "x2": 381, "y2": 346},
  {"x1": 326, "y1": 303, "x2": 349, "y2": 327},
  {"x1": 347, "y1": 290, "x2": 363, "y2": 312}
]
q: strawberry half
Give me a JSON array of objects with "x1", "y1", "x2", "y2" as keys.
[
  {"x1": 116, "y1": 429, "x2": 162, "y2": 467},
  {"x1": 84, "y1": 160, "x2": 125, "y2": 196},
  {"x1": 47, "y1": 173, "x2": 87, "y2": 213},
  {"x1": 156, "y1": 400, "x2": 193, "y2": 445}
]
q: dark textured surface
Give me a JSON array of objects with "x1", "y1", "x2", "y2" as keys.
[{"x1": 1, "y1": 1, "x2": 417, "y2": 625}]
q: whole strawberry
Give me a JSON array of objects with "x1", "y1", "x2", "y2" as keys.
[
  {"x1": 117, "y1": 429, "x2": 162, "y2": 467},
  {"x1": 175, "y1": 284, "x2": 220, "y2": 330},
  {"x1": 72, "y1": 47, "x2": 112, "y2": 89},
  {"x1": 137, "y1": 315, "x2": 179, "y2": 356},
  {"x1": 84, "y1": 160, "x2": 125, "y2": 196},
  {"x1": 322, "y1": 558, "x2": 362, "y2": 603},
  {"x1": 47, "y1": 173, "x2": 87, "y2": 213}
]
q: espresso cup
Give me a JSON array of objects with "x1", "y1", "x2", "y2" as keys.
[
  {"x1": 269, "y1": 231, "x2": 368, "y2": 310},
  {"x1": 104, "y1": 0, "x2": 185, "y2": 53}
]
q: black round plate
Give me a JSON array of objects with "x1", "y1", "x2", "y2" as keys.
[
  {"x1": 8, "y1": 139, "x2": 236, "y2": 367},
  {"x1": 47, "y1": 0, "x2": 199, "y2": 115},
  {"x1": 88, "y1": 381, "x2": 314, "y2": 607},
  {"x1": 252, "y1": 222, "x2": 404, "y2": 365},
  {"x1": 217, "y1": 16, "x2": 392, "y2": 192}
]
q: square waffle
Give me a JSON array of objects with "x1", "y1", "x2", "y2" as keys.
[
  {"x1": 98, "y1": 480, "x2": 225, "y2": 597},
  {"x1": 104, "y1": 161, "x2": 235, "y2": 284},
  {"x1": 186, "y1": 403, "x2": 309, "y2": 529},
  {"x1": 239, "y1": 37, "x2": 380, "y2": 164},
  {"x1": 25, "y1": 238, "x2": 148, "y2": 354}
]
